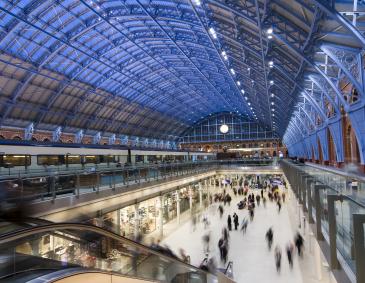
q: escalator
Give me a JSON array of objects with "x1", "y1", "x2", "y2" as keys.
[{"x1": 0, "y1": 223, "x2": 219, "y2": 283}]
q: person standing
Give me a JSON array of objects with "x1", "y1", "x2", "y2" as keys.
[
  {"x1": 233, "y1": 213, "x2": 239, "y2": 230},
  {"x1": 227, "y1": 214, "x2": 232, "y2": 231}
]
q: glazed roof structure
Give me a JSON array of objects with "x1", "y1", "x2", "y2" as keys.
[{"x1": 0, "y1": 0, "x2": 364, "y2": 141}]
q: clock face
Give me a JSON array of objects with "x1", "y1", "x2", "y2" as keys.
[{"x1": 220, "y1": 124, "x2": 229, "y2": 134}]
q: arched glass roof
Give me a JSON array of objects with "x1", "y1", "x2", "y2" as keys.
[{"x1": 0, "y1": 0, "x2": 364, "y2": 141}]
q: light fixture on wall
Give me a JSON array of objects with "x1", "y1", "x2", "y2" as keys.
[{"x1": 220, "y1": 124, "x2": 229, "y2": 134}]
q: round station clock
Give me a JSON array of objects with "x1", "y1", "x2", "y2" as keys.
[{"x1": 220, "y1": 124, "x2": 229, "y2": 134}]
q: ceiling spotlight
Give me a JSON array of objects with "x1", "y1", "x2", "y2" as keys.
[
  {"x1": 267, "y1": 35, "x2": 273, "y2": 39},
  {"x1": 248, "y1": 102, "x2": 251, "y2": 106},
  {"x1": 230, "y1": 68, "x2": 236, "y2": 75},
  {"x1": 267, "y1": 27, "x2": 273, "y2": 34},
  {"x1": 244, "y1": 96, "x2": 248, "y2": 100},
  {"x1": 271, "y1": 108, "x2": 275, "y2": 111},
  {"x1": 271, "y1": 102, "x2": 274, "y2": 105},
  {"x1": 271, "y1": 93, "x2": 275, "y2": 97},
  {"x1": 272, "y1": 113, "x2": 275, "y2": 116},
  {"x1": 237, "y1": 81, "x2": 241, "y2": 86},
  {"x1": 221, "y1": 50, "x2": 228, "y2": 60},
  {"x1": 209, "y1": 27, "x2": 217, "y2": 39},
  {"x1": 193, "y1": 0, "x2": 201, "y2": 5},
  {"x1": 247, "y1": 67, "x2": 251, "y2": 71},
  {"x1": 269, "y1": 80, "x2": 274, "y2": 85},
  {"x1": 268, "y1": 61, "x2": 274, "y2": 68},
  {"x1": 241, "y1": 89, "x2": 245, "y2": 94},
  {"x1": 250, "y1": 107, "x2": 253, "y2": 110}
]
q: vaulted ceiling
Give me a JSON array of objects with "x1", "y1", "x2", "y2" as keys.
[{"x1": 0, "y1": 0, "x2": 363, "y2": 141}]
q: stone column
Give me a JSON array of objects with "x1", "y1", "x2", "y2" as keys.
[
  {"x1": 199, "y1": 182, "x2": 203, "y2": 208},
  {"x1": 176, "y1": 192, "x2": 180, "y2": 224},
  {"x1": 158, "y1": 195, "x2": 164, "y2": 239},
  {"x1": 189, "y1": 185, "x2": 193, "y2": 211},
  {"x1": 116, "y1": 208, "x2": 121, "y2": 235},
  {"x1": 134, "y1": 203, "x2": 140, "y2": 240}
]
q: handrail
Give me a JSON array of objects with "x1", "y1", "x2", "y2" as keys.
[
  {"x1": 224, "y1": 261, "x2": 233, "y2": 275},
  {"x1": 0, "y1": 222, "x2": 213, "y2": 276}
]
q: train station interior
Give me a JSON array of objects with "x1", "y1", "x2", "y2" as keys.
[{"x1": 0, "y1": 0, "x2": 365, "y2": 282}]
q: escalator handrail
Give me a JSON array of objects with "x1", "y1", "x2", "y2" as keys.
[{"x1": 0, "y1": 222, "x2": 213, "y2": 276}]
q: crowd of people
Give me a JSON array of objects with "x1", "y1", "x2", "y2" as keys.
[{"x1": 150, "y1": 174, "x2": 306, "y2": 278}]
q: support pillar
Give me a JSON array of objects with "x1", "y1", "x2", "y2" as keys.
[
  {"x1": 199, "y1": 182, "x2": 203, "y2": 208},
  {"x1": 327, "y1": 194, "x2": 342, "y2": 270},
  {"x1": 353, "y1": 213, "x2": 365, "y2": 283},
  {"x1": 134, "y1": 203, "x2": 140, "y2": 240},
  {"x1": 314, "y1": 185, "x2": 325, "y2": 240},
  {"x1": 189, "y1": 185, "x2": 193, "y2": 211},
  {"x1": 176, "y1": 192, "x2": 180, "y2": 224},
  {"x1": 116, "y1": 208, "x2": 121, "y2": 235},
  {"x1": 158, "y1": 195, "x2": 164, "y2": 239}
]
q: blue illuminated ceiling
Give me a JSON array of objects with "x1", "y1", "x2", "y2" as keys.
[{"x1": 0, "y1": 0, "x2": 364, "y2": 141}]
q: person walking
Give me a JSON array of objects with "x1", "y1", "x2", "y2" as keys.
[
  {"x1": 233, "y1": 213, "x2": 239, "y2": 230},
  {"x1": 277, "y1": 200, "x2": 282, "y2": 213},
  {"x1": 241, "y1": 217, "x2": 248, "y2": 235},
  {"x1": 218, "y1": 205, "x2": 224, "y2": 218},
  {"x1": 266, "y1": 227, "x2": 274, "y2": 250},
  {"x1": 227, "y1": 214, "x2": 232, "y2": 231},
  {"x1": 295, "y1": 232, "x2": 304, "y2": 256},
  {"x1": 286, "y1": 242, "x2": 294, "y2": 268},
  {"x1": 249, "y1": 206, "x2": 254, "y2": 221},
  {"x1": 274, "y1": 245, "x2": 282, "y2": 273}
]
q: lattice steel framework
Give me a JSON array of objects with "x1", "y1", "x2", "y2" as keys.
[{"x1": 0, "y1": 0, "x2": 364, "y2": 149}]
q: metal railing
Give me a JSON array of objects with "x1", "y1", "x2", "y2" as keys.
[
  {"x1": 0, "y1": 159, "x2": 275, "y2": 204},
  {"x1": 281, "y1": 159, "x2": 365, "y2": 283}
]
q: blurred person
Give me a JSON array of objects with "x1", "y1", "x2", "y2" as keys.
[
  {"x1": 202, "y1": 232, "x2": 210, "y2": 253},
  {"x1": 240, "y1": 217, "x2": 248, "y2": 235},
  {"x1": 266, "y1": 227, "x2": 274, "y2": 250},
  {"x1": 263, "y1": 196, "x2": 267, "y2": 208},
  {"x1": 248, "y1": 205, "x2": 254, "y2": 221},
  {"x1": 233, "y1": 213, "x2": 239, "y2": 230},
  {"x1": 286, "y1": 242, "x2": 294, "y2": 268},
  {"x1": 227, "y1": 214, "x2": 232, "y2": 231},
  {"x1": 274, "y1": 245, "x2": 282, "y2": 273},
  {"x1": 179, "y1": 248, "x2": 190, "y2": 263},
  {"x1": 295, "y1": 232, "x2": 304, "y2": 256},
  {"x1": 218, "y1": 205, "x2": 224, "y2": 218},
  {"x1": 277, "y1": 199, "x2": 282, "y2": 213}
]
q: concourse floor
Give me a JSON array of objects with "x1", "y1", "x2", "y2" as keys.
[{"x1": 162, "y1": 186, "x2": 335, "y2": 283}]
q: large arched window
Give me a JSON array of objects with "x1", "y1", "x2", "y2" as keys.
[{"x1": 180, "y1": 112, "x2": 276, "y2": 143}]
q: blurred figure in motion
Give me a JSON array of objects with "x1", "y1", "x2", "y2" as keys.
[
  {"x1": 248, "y1": 205, "x2": 254, "y2": 221},
  {"x1": 266, "y1": 227, "x2": 274, "y2": 250},
  {"x1": 277, "y1": 200, "x2": 282, "y2": 213},
  {"x1": 233, "y1": 213, "x2": 239, "y2": 230},
  {"x1": 207, "y1": 257, "x2": 217, "y2": 273},
  {"x1": 263, "y1": 196, "x2": 267, "y2": 208},
  {"x1": 240, "y1": 217, "x2": 248, "y2": 235},
  {"x1": 218, "y1": 205, "x2": 224, "y2": 218},
  {"x1": 295, "y1": 232, "x2": 304, "y2": 257},
  {"x1": 286, "y1": 242, "x2": 294, "y2": 269},
  {"x1": 0, "y1": 180, "x2": 34, "y2": 221},
  {"x1": 179, "y1": 248, "x2": 190, "y2": 263},
  {"x1": 227, "y1": 214, "x2": 232, "y2": 231},
  {"x1": 202, "y1": 231, "x2": 210, "y2": 254},
  {"x1": 274, "y1": 245, "x2": 282, "y2": 273},
  {"x1": 191, "y1": 214, "x2": 197, "y2": 232},
  {"x1": 202, "y1": 213, "x2": 209, "y2": 229}
]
